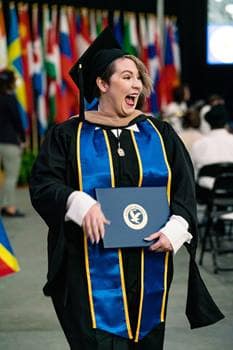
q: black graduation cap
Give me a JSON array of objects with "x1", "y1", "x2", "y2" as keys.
[{"x1": 69, "y1": 26, "x2": 125, "y2": 118}]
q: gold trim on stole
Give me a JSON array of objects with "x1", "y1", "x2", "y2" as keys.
[
  {"x1": 76, "y1": 122, "x2": 96, "y2": 329},
  {"x1": 130, "y1": 129, "x2": 144, "y2": 342},
  {"x1": 146, "y1": 119, "x2": 172, "y2": 323}
]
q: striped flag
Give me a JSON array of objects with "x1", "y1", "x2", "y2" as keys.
[
  {"x1": 138, "y1": 13, "x2": 149, "y2": 68},
  {"x1": 76, "y1": 8, "x2": 91, "y2": 57},
  {"x1": 32, "y1": 3, "x2": 47, "y2": 135},
  {"x1": 123, "y1": 12, "x2": 139, "y2": 56},
  {"x1": 18, "y1": 3, "x2": 34, "y2": 121},
  {"x1": 159, "y1": 18, "x2": 180, "y2": 107},
  {"x1": 7, "y1": 2, "x2": 28, "y2": 131},
  {"x1": 58, "y1": 6, "x2": 78, "y2": 122},
  {"x1": 67, "y1": 6, "x2": 78, "y2": 61},
  {"x1": 147, "y1": 14, "x2": 161, "y2": 114},
  {"x1": 0, "y1": 218, "x2": 20, "y2": 278},
  {"x1": 0, "y1": 1, "x2": 7, "y2": 69},
  {"x1": 43, "y1": 4, "x2": 61, "y2": 125},
  {"x1": 95, "y1": 9, "x2": 108, "y2": 35}
]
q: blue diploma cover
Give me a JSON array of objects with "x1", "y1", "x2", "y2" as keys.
[{"x1": 96, "y1": 187, "x2": 170, "y2": 248}]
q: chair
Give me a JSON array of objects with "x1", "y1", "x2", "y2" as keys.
[
  {"x1": 196, "y1": 162, "x2": 233, "y2": 205},
  {"x1": 196, "y1": 163, "x2": 233, "y2": 234},
  {"x1": 199, "y1": 172, "x2": 233, "y2": 273}
]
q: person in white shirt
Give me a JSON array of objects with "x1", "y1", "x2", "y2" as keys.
[{"x1": 191, "y1": 104, "x2": 233, "y2": 195}]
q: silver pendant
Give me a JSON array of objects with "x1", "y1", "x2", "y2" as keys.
[{"x1": 117, "y1": 147, "x2": 125, "y2": 157}]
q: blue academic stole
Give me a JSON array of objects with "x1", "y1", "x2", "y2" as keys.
[{"x1": 76, "y1": 118, "x2": 171, "y2": 341}]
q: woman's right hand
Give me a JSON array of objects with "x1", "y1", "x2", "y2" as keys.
[{"x1": 82, "y1": 203, "x2": 110, "y2": 244}]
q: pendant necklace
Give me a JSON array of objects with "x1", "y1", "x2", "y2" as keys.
[{"x1": 116, "y1": 128, "x2": 125, "y2": 157}]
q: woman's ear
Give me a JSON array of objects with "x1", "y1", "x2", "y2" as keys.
[{"x1": 96, "y1": 77, "x2": 109, "y2": 93}]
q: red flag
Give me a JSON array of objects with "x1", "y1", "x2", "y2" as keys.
[
  {"x1": 58, "y1": 6, "x2": 78, "y2": 122},
  {"x1": 158, "y1": 19, "x2": 180, "y2": 108}
]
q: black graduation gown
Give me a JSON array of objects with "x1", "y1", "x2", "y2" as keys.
[{"x1": 29, "y1": 115, "x2": 224, "y2": 350}]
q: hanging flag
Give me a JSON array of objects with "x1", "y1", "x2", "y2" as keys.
[
  {"x1": 102, "y1": 10, "x2": 109, "y2": 30},
  {"x1": 32, "y1": 3, "x2": 47, "y2": 136},
  {"x1": 138, "y1": 13, "x2": 149, "y2": 67},
  {"x1": 67, "y1": 6, "x2": 78, "y2": 61},
  {"x1": 43, "y1": 4, "x2": 61, "y2": 125},
  {"x1": 89, "y1": 9, "x2": 97, "y2": 42},
  {"x1": 171, "y1": 18, "x2": 181, "y2": 76},
  {"x1": 0, "y1": 1, "x2": 7, "y2": 69},
  {"x1": 95, "y1": 9, "x2": 108, "y2": 35},
  {"x1": 113, "y1": 10, "x2": 123, "y2": 47},
  {"x1": 7, "y1": 2, "x2": 28, "y2": 131},
  {"x1": 76, "y1": 8, "x2": 91, "y2": 57},
  {"x1": 0, "y1": 218, "x2": 20, "y2": 278},
  {"x1": 123, "y1": 12, "x2": 139, "y2": 56},
  {"x1": 159, "y1": 18, "x2": 180, "y2": 107},
  {"x1": 18, "y1": 3, "x2": 34, "y2": 123},
  {"x1": 58, "y1": 6, "x2": 79, "y2": 122},
  {"x1": 147, "y1": 14, "x2": 161, "y2": 114}
]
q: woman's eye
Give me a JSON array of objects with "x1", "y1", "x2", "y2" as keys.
[{"x1": 123, "y1": 75, "x2": 131, "y2": 80}]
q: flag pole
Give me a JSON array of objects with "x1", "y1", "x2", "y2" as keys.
[{"x1": 157, "y1": 0, "x2": 164, "y2": 65}]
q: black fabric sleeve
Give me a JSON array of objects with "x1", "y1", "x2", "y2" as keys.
[
  {"x1": 29, "y1": 123, "x2": 75, "y2": 231},
  {"x1": 151, "y1": 119, "x2": 198, "y2": 254}
]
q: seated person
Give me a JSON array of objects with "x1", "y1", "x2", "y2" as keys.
[
  {"x1": 190, "y1": 104, "x2": 233, "y2": 201},
  {"x1": 179, "y1": 108, "x2": 203, "y2": 153}
]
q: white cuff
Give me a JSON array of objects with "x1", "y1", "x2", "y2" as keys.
[
  {"x1": 65, "y1": 191, "x2": 97, "y2": 226},
  {"x1": 160, "y1": 215, "x2": 193, "y2": 255}
]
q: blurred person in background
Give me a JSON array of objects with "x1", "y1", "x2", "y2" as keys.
[
  {"x1": 179, "y1": 108, "x2": 203, "y2": 153},
  {"x1": 199, "y1": 94, "x2": 225, "y2": 134},
  {"x1": 191, "y1": 104, "x2": 233, "y2": 200},
  {"x1": 162, "y1": 83, "x2": 191, "y2": 134},
  {"x1": 0, "y1": 69, "x2": 25, "y2": 217}
]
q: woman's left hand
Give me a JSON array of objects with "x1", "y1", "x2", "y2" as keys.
[{"x1": 144, "y1": 231, "x2": 173, "y2": 252}]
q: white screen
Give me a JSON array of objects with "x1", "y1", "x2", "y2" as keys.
[{"x1": 207, "y1": 0, "x2": 233, "y2": 64}]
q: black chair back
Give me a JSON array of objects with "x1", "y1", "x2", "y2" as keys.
[{"x1": 196, "y1": 162, "x2": 233, "y2": 205}]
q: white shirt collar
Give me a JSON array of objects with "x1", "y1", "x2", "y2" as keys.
[{"x1": 95, "y1": 124, "x2": 140, "y2": 133}]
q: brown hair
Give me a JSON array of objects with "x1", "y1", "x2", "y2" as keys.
[{"x1": 94, "y1": 55, "x2": 153, "y2": 109}]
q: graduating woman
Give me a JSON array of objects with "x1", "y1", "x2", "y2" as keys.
[{"x1": 29, "y1": 28, "x2": 223, "y2": 350}]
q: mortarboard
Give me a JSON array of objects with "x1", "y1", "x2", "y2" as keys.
[{"x1": 69, "y1": 26, "x2": 125, "y2": 119}]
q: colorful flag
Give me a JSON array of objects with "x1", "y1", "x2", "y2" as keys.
[
  {"x1": 147, "y1": 14, "x2": 161, "y2": 114},
  {"x1": 0, "y1": 1, "x2": 7, "y2": 69},
  {"x1": 43, "y1": 4, "x2": 61, "y2": 125},
  {"x1": 32, "y1": 3, "x2": 47, "y2": 135},
  {"x1": 123, "y1": 12, "x2": 139, "y2": 56},
  {"x1": 0, "y1": 218, "x2": 20, "y2": 278},
  {"x1": 67, "y1": 6, "x2": 78, "y2": 61},
  {"x1": 113, "y1": 10, "x2": 123, "y2": 46},
  {"x1": 7, "y1": 2, "x2": 28, "y2": 131},
  {"x1": 89, "y1": 9, "x2": 97, "y2": 42},
  {"x1": 58, "y1": 6, "x2": 78, "y2": 122},
  {"x1": 159, "y1": 18, "x2": 180, "y2": 107},
  {"x1": 138, "y1": 13, "x2": 149, "y2": 67},
  {"x1": 76, "y1": 8, "x2": 91, "y2": 57},
  {"x1": 18, "y1": 3, "x2": 34, "y2": 121},
  {"x1": 171, "y1": 19, "x2": 181, "y2": 76}
]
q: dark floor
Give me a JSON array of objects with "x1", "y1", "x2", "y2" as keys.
[{"x1": 0, "y1": 188, "x2": 233, "y2": 349}]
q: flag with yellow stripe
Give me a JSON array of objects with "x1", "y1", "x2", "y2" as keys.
[
  {"x1": 0, "y1": 218, "x2": 20, "y2": 278},
  {"x1": 7, "y1": 2, "x2": 29, "y2": 131}
]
